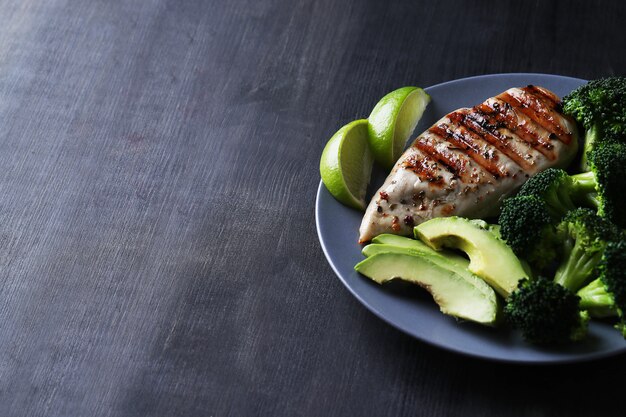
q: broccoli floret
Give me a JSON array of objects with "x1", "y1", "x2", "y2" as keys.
[
  {"x1": 517, "y1": 168, "x2": 578, "y2": 218},
  {"x1": 505, "y1": 277, "x2": 589, "y2": 344},
  {"x1": 562, "y1": 77, "x2": 626, "y2": 168},
  {"x1": 576, "y1": 241, "x2": 626, "y2": 337},
  {"x1": 553, "y1": 208, "x2": 623, "y2": 292},
  {"x1": 510, "y1": 143, "x2": 626, "y2": 228},
  {"x1": 569, "y1": 141, "x2": 626, "y2": 228},
  {"x1": 498, "y1": 195, "x2": 559, "y2": 270},
  {"x1": 563, "y1": 77, "x2": 626, "y2": 135}
]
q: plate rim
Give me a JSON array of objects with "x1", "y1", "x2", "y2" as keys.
[{"x1": 315, "y1": 72, "x2": 626, "y2": 365}]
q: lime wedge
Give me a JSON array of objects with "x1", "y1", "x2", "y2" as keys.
[
  {"x1": 320, "y1": 119, "x2": 373, "y2": 211},
  {"x1": 367, "y1": 87, "x2": 430, "y2": 169}
]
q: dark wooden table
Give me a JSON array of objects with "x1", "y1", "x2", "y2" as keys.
[{"x1": 1, "y1": 0, "x2": 625, "y2": 415}]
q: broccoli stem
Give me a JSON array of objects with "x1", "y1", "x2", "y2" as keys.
[
  {"x1": 580, "y1": 125, "x2": 599, "y2": 170},
  {"x1": 571, "y1": 171, "x2": 596, "y2": 192},
  {"x1": 585, "y1": 193, "x2": 600, "y2": 208},
  {"x1": 570, "y1": 171, "x2": 599, "y2": 209},
  {"x1": 554, "y1": 239, "x2": 602, "y2": 291},
  {"x1": 577, "y1": 278, "x2": 617, "y2": 318}
]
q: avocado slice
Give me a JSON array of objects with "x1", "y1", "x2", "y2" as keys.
[
  {"x1": 372, "y1": 234, "x2": 433, "y2": 250},
  {"x1": 355, "y1": 252, "x2": 499, "y2": 325},
  {"x1": 362, "y1": 243, "x2": 496, "y2": 300},
  {"x1": 362, "y1": 243, "x2": 433, "y2": 258},
  {"x1": 414, "y1": 217, "x2": 528, "y2": 298},
  {"x1": 370, "y1": 234, "x2": 469, "y2": 268}
]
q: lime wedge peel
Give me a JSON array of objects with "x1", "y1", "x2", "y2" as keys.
[
  {"x1": 367, "y1": 87, "x2": 431, "y2": 169},
  {"x1": 320, "y1": 119, "x2": 373, "y2": 211}
]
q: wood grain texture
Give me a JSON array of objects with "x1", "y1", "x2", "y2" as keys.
[{"x1": 0, "y1": 0, "x2": 624, "y2": 416}]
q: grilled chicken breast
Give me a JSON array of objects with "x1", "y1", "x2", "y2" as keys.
[{"x1": 359, "y1": 85, "x2": 579, "y2": 243}]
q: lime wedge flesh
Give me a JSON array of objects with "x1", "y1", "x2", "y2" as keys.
[
  {"x1": 393, "y1": 88, "x2": 430, "y2": 162},
  {"x1": 368, "y1": 87, "x2": 430, "y2": 169},
  {"x1": 320, "y1": 119, "x2": 373, "y2": 210}
]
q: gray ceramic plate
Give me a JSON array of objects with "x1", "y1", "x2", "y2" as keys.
[{"x1": 316, "y1": 73, "x2": 626, "y2": 364}]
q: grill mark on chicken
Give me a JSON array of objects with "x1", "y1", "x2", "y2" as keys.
[
  {"x1": 526, "y1": 84, "x2": 561, "y2": 109},
  {"x1": 413, "y1": 137, "x2": 470, "y2": 182},
  {"x1": 401, "y1": 152, "x2": 445, "y2": 186},
  {"x1": 449, "y1": 110, "x2": 533, "y2": 171},
  {"x1": 428, "y1": 124, "x2": 505, "y2": 179},
  {"x1": 499, "y1": 90, "x2": 572, "y2": 145},
  {"x1": 475, "y1": 102, "x2": 556, "y2": 160}
]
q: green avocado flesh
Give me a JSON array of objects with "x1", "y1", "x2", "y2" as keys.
[
  {"x1": 414, "y1": 217, "x2": 528, "y2": 298},
  {"x1": 372, "y1": 233, "x2": 432, "y2": 250},
  {"x1": 362, "y1": 242, "x2": 494, "y2": 300},
  {"x1": 355, "y1": 252, "x2": 498, "y2": 325},
  {"x1": 371, "y1": 234, "x2": 469, "y2": 268}
]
